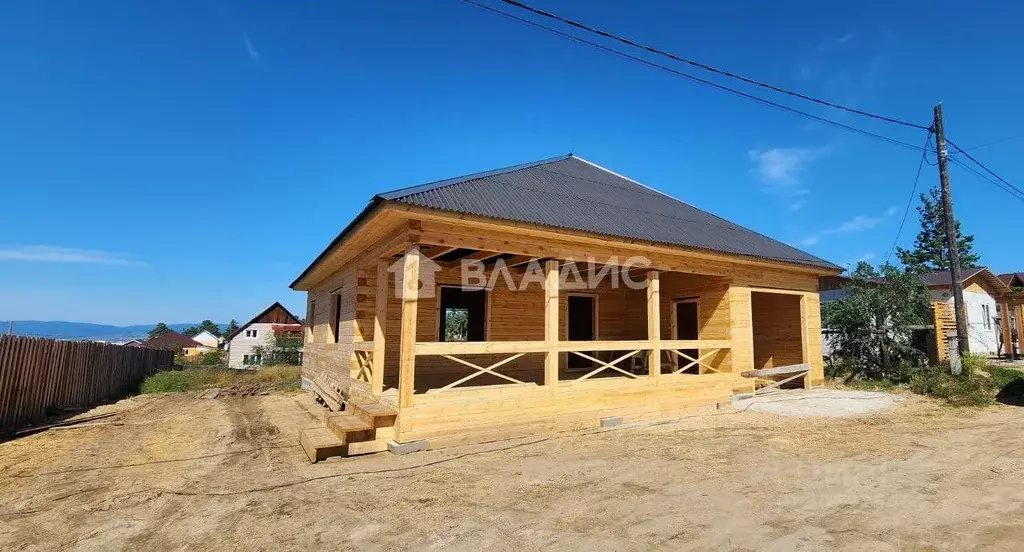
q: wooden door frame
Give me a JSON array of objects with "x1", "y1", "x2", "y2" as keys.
[
  {"x1": 564, "y1": 292, "x2": 599, "y2": 372},
  {"x1": 670, "y1": 297, "x2": 700, "y2": 341},
  {"x1": 670, "y1": 297, "x2": 701, "y2": 373},
  {"x1": 433, "y1": 283, "x2": 491, "y2": 342}
]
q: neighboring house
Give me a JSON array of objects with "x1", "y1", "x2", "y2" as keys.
[
  {"x1": 226, "y1": 302, "x2": 303, "y2": 369},
  {"x1": 190, "y1": 330, "x2": 222, "y2": 349},
  {"x1": 997, "y1": 272, "x2": 1024, "y2": 355},
  {"x1": 145, "y1": 331, "x2": 206, "y2": 356},
  {"x1": 916, "y1": 268, "x2": 1012, "y2": 357},
  {"x1": 998, "y1": 272, "x2": 1024, "y2": 289},
  {"x1": 290, "y1": 154, "x2": 843, "y2": 454}
]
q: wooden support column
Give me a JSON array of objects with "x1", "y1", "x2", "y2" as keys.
[
  {"x1": 398, "y1": 246, "x2": 419, "y2": 409},
  {"x1": 727, "y1": 285, "x2": 755, "y2": 375},
  {"x1": 800, "y1": 294, "x2": 812, "y2": 389},
  {"x1": 1011, "y1": 303, "x2": 1019, "y2": 358},
  {"x1": 1000, "y1": 302, "x2": 1012, "y2": 357},
  {"x1": 371, "y1": 259, "x2": 388, "y2": 396},
  {"x1": 646, "y1": 270, "x2": 661, "y2": 381},
  {"x1": 544, "y1": 260, "x2": 559, "y2": 394}
]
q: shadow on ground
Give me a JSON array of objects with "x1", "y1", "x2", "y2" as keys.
[{"x1": 996, "y1": 379, "x2": 1024, "y2": 406}]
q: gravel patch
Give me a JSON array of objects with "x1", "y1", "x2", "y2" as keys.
[{"x1": 733, "y1": 389, "x2": 902, "y2": 418}]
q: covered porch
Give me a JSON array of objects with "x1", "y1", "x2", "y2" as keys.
[{"x1": 331, "y1": 215, "x2": 823, "y2": 446}]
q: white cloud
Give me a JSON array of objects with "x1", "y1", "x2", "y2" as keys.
[
  {"x1": 837, "y1": 33, "x2": 855, "y2": 44},
  {"x1": 0, "y1": 246, "x2": 146, "y2": 266},
  {"x1": 857, "y1": 252, "x2": 877, "y2": 263},
  {"x1": 243, "y1": 33, "x2": 260, "y2": 61},
  {"x1": 798, "y1": 207, "x2": 897, "y2": 247},
  {"x1": 748, "y1": 147, "x2": 828, "y2": 200}
]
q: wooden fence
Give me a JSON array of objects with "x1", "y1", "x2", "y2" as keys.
[{"x1": 0, "y1": 336, "x2": 174, "y2": 433}]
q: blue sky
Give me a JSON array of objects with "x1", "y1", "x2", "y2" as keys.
[{"x1": 1, "y1": 1, "x2": 1021, "y2": 325}]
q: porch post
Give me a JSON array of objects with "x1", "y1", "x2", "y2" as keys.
[
  {"x1": 371, "y1": 258, "x2": 388, "y2": 396},
  {"x1": 544, "y1": 260, "x2": 559, "y2": 394},
  {"x1": 646, "y1": 270, "x2": 661, "y2": 381},
  {"x1": 1000, "y1": 302, "x2": 1012, "y2": 357},
  {"x1": 800, "y1": 294, "x2": 812, "y2": 389},
  {"x1": 1011, "y1": 303, "x2": 1019, "y2": 358},
  {"x1": 398, "y1": 246, "x2": 419, "y2": 408}
]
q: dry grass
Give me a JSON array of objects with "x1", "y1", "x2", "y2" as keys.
[{"x1": 139, "y1": 365, "x2": 301, "y2": 394}]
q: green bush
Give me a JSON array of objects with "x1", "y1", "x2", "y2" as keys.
[
  {"x1": 905, "y1": 362, "x2": 1024, "y2": 407},
  {"x1": 141, "y1": 369, "x2": 228, "y2": 394},
  {"x1": 960, "y1": 353, "x2": 989, "y2": 377}
]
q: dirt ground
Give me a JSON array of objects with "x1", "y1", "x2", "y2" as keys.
[{"x1": 2, "y1": 390, "x2": 1024, "y2": 551}]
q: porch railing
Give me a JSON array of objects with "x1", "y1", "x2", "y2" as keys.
[{"x1": 413, "y1": 339, "x2": 730, "y2": 394}]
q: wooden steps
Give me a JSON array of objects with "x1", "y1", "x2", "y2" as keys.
[
  {"x1": 300, "y1": 397, "x2": 399, "y2": 463},
  {"x1": 299, "y1": 427, "x2": 347, "y2": 463}
]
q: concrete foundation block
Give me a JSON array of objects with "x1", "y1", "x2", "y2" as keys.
[
  {"x1": 600, "y1": 416, "x2": 623, "y2": 428},
  {"x1": 387, "y1": 439, "x2": 430, "y2": 455}
]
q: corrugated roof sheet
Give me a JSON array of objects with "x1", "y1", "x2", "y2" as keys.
[{"x1": 381, "y1": 155, "x2": 840, "y2": 270}]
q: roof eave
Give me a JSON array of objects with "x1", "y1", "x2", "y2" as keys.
[{"x1": 289, "y1": 196, "x2": 385, "y2": 290}]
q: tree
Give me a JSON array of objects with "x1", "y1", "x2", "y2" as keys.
[
  {"x1": 255, "y1": 331, "x2": 304, "y2": 367},
  {"x1": 823, "y1": 264, "x2": 930, "y2": 381},
  {"x1": 148, "y1": 322, "x2": 172, "y2": 339},
  {"x1": 896, "y1": 187, "x2": 981, "y2": 272},
  {"x1": 225, "y1": 319, "x2": 240, "y2": 337},
  {"x1": 183, "y1": 320, "x2": 221, "y2": 338},
  {"x1": 851, "y1": 261, "x2": 878, "y2": 279}
]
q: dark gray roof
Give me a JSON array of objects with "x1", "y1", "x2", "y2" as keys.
[
  {"x1": 381, "y1": 155, "x2": 839, "y2": 270},
  {"x1": 906, "y1": 268, "x2": 986, "y2": 287}
]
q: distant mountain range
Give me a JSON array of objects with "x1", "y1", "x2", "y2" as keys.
[{"x1": 0, "y1": 321, "x2": 227, "y2": 342}]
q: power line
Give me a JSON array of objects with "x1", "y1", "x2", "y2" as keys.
[
  {"x1": 948, "y1": 157, "x2": 1024, "y2": 203},
  {"x1": 884, "y1": 128, "x2": 934, "y2": 267},
  {"x1": 459, "y1": 0, "x2": 928, "y2": 152},
  {"x1": 955, "y1": 133, "x2": 1024, "y2": 152},
  {"x1": 493, "y1": 0, "x2": 930, "y2": 131},
  {"x1": 946, "y1": 138, "x2": 1024, "y2": 199}
]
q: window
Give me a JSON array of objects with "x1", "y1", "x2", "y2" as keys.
[
  {"x1": 983, "y1": 304, "x2": 992, "y2": 330},
  {"x1": 333, "y1": 293, "x2": 343, "y2": 344},
  {"x1": 242, "y1": 354, "x2": 262, "y2": 366},
  {"x1": 438, "y1": 287, "x2": 486, "y2": 342},
  {"x1": 245, "y1": 329, "x2": 258, "y2": 338},
  {"x1": 308, "y1": 300, "x2": 316, "y2": 343}
]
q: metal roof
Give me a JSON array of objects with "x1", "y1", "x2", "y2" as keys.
[
  {"x1": 907, "y1": 267, "x2": 987, "y2": 287},
  {"x1": 381, "y1": 154, "x2": 840, "y2": 270}
]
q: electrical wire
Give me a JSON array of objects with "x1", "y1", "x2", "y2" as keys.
[
  {"x1": 954, "y1": 133, "x2": 1024, "y2": 152},
  {"x1": 884, "y1": 128, "x2": 934, "y2": 267},
  {"x1": 946, "y1": 138, "x2": 1024, "y2": 199},
  {"x1": 459, "y1": 0, "x2": 928, "y2": 152},
  {"x1": 948, "y1": 157, "x2": 1024, "y2": 203},
  {"x1": 493, "y1": 0, "x2": 930, "y2": 130}
]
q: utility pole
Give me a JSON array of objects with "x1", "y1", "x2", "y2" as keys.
[{"x1": 933, "y1": 103, "x2": 969, "y2": 357}]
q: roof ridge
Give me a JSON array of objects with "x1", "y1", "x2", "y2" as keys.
[{"x1": 378, "y1": 154, "x2": 573, "y2": 201}]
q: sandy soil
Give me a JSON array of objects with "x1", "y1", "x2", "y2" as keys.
[
  {"x1": 2, "y1": 390, "x2": 1024, "y2": 551},
  {"x1": 733, "y1": 389, "x2": 903, "y2": 417}
]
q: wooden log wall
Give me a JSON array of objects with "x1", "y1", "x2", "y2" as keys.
[
  {"x1": 750, "y1": 291, "x2": 804, "y2": 369},
  {"x1": 0, "y1": 336, "x2": 173, "y2": 433}
]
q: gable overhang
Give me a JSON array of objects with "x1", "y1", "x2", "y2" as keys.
[
  {"x1": 228, "y1": 301, "x2": 303, "y2": 341},
  {"x1": 926, "y1": 267, "x2": 1014, "y2": 298},
  {"x1": 291, "y1": 201, "x2": 843, "y2": 292}
]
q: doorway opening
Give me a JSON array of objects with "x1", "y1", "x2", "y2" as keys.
[{"x1": 567, "y1": 294, "x2": 597, "y2": 371}]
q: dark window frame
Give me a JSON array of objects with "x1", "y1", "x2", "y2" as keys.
[{"x1": 437, "y1": 286, "x2": 488, "y2": 342}]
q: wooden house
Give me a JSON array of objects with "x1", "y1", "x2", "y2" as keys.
[
  {"x1": 997, "y1": 272, "x2": 1024, "y2": 357},
  {"x1": 145, "y1": 330, "x2": 205, "y2": 357},
  {"x1": 290, "y1": 155, "x2": 843, "y2": 460},
  {"x1": 921, "y1": 268, "x2": 1013, "y2": 359},
  {"x1": 225, "y1": 302, "x2": 303, "y2": 369}
]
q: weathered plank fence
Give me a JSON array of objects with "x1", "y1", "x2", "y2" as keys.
[{"x1": 0, "y1": 336, "x2": 173, "y2": 433}]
